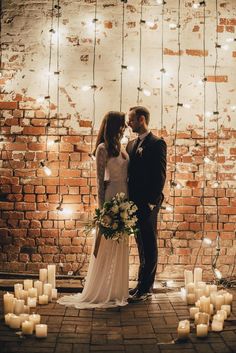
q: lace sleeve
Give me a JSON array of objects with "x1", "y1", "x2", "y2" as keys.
[{"x1": 95, "y1": 144, "x2": 107, "y2": 209}]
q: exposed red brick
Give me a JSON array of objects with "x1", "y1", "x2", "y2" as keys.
[
  {"x1": 206, "y1": 75, "x2": 228, "y2": 82},
  {"x1": 185, "y1": 49, "x2": 208, "y2": 56},
  {"x1": 0, "y1": 101, "x2": 18, "y2": 109},
  {"x1": 164, "y1": 48, "x2": 183, "y2": 56}
]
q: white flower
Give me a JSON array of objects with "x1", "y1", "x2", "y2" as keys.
[{"x1": 111, "y1": 205, "x2": 119, "y2": 213}]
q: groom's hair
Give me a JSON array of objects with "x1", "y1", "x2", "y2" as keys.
[{"x1": 129, "y1": 106, "x2": 150, "y2": 125}]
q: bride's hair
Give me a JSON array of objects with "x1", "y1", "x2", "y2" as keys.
[{"x1": 93, "y1": 111, "x2": 126, "y2": 157}]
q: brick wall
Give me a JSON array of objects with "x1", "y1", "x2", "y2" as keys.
[{"x1": 0, "y1": 0, "x2": 236, "y2": 281}]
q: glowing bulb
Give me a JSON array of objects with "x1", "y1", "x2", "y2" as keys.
[
  {"x1": 213, "y1": 181, "x2": 219, "y2": 188},
  {"x1": 204, "y1": 156, "x2": 211, "y2": 164},
  {"x1": 43, "y1": 166, "x2": 52, "y2": 176},
  {"x1": 166, "y1": 205, "x2": 173, "y2": 212},
  {"x1": 81, "y1": 85, "x2": 91, "y2": 92},
  {"x1": 166, "y1": 280, "x2": 174, "y2": 287},
  {"x1": 156, "y1": 0, "x2": 164, "y2": 4},
  {"x1": 36, "y1": 96, "x2": 45, "y2": 103},
  {"x1": 176, "y1": 182, "x2": 183, "y2": 189},
  {"x1": 183, "y1": 103, "x2": 191, "y2": 109},
  {"x1": 205, "y1": 111, "x2": 212, "y2": 117},
  {"x1": 58, "y1": 207, "x2": 73, "y2": 216},
  {"x1": 47, "y1": 140, "x2": 55, "y2": 147},
  {"x1": 226, "y1": 37, "x2": 234, "y2": 43},
  {"x1": 230, "y1": 105, "x2": 236, "y2": 111},
  {"x1": 146, "y1": 20, "x2": 155, "y2": 27},
  {"x1": 203, "y1": 238, "x2": 212, "y2": 245},
  {"x1": 127, "y1": 65, "x2": 135, "y2": 72},
  {"x1": 192, "y1": 3, "x2": 200, "y2": 9},
  {"x1": 143, "y1": 89, "x2": 151, "y2": 96},
  {"x1": 214, "y1": 268, "x2": 222, "y2": 279},
  {"x1": 222, "y1": 44, "x2": 229, "y2": 50}
]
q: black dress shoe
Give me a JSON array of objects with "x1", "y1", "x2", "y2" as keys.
[{"x1": 129, "y1": 287, "x2": 138, "y2": 296}]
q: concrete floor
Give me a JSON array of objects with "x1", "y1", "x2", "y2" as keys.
[{"x1": 0, "y1": 285, "x2": 236, "y2": 353}]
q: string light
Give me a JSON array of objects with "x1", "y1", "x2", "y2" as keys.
[
  {"x1": 137, "y1": 2, "x2": 143, "y2": 104},
  {"x1": 177, "y1": 103, "x2": 191, "y2": 109},
  {"x1": 203, "y1": 238, "x2": 212, "y2": 245},
  {"x1": 169, "y1": 23, "x2": 180, "y2": 29},
  {"x1": 192, "y1": 1, "x2": 206, "y2": 9},
  {"x1": 40, "y1": 161, "x2": 52, "y2": 176},
  {"x1": 156, "y1": 0, "x2": 166, "y2": 5},
  {"x1": 81, "y1": 84, "x2": 97, "y2": 91},
  {"x1": 121, "y1": 64, "x2": 135, "y2": 72},
  {"x1": 137, "y1": 87, "x2": 152, "y2": 97}
]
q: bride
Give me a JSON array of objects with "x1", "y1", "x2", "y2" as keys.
[{"x1": 57, "y1": 111, "x2": 129, "y2": 309}]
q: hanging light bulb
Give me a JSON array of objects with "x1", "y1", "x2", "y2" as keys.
[
  {"x1": 171, "y1": 180, "x2": 183, "y2": 189},
  {"x1": 214, "y1": 268, "x2": 222, "y2": 279},
  {"x1": 36, "y1": 96, "x2": 45, "y2": 104},
  {"x1": 58, "y1": 206, "x2": 73, "y2": 216},
  {"x1": 205, "y1": 111, "x2": 212, "y2": 117},
  {"x1": 222, "y1": 44, "x2": 229, "y2": 51},
  {"x1": 226, "y1": 37, "x2": 236, "y2": 43},
  {"x1": 87, "y1": 18, "x2": 98, "y2": 28},
  {"x1": 177, "y1": 103, "x2": 191, "y2": 109},
  {"x1": 204, "y1": 156, "x2": 212, "y2": 164},
  {"x1": 143, "y1": 89, "x2": 152, "y2": 96},
  {"x1": 212, "y1": 181, "x2": 219, "y2": 188},
  {"x1": 169, "y1": 23, "x2": 179, "y2": 29},
  {"x1": 192, "y1": 3, "x2": 200, "y2": 9},
  {"x1": 121, "y1": 65, "x2": 135, "y2": 72},
  {"x1": 40, "y1": 162, "x2": 52, "y2": 176},
  {"x1": 166, "y1": 205, "x2": 173, "y2": 212},
  {"x1": 156, "y1": 0, "x2": 166, "y2": 4},
  {"x1": 203, "y1": 238, "x2": 212, "y2": 245},
  {"x1": 230, "y1": 105, "x2": 236, "y2": 111},
  {"x1": 146, "y1": 20, "x2": 156, "y2": 27},
  {"x1": 166, "y1": 280, "x2": 174, "y2": 287},
  {"x1": 81, "y1": 85, "x2": 91, "y2": 91}
]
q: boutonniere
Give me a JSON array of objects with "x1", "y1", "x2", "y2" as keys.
[{"x1": 137, "y1": 146, "x2": 144, "y2": 156}]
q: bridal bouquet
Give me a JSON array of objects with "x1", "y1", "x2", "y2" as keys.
[{"x1": 89, "y1": 193, "x2": 138, "y2": 243}]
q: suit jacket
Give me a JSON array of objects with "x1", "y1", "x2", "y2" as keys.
[{"x1": 127, "y1": 132, "x2": 167, "y2": 207}]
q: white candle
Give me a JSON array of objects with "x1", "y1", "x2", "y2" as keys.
[
  {"x1": 43, "y1": 283, "x2": 52, "y2": 302},
  {"x1": 189, "y1": 307, "x2": 199, "y2": 319},
  {"x1": 14, "y1": 283, "x2": 23, "y2": 298},
  {"x1": 221, "y1": 304, "x2": 231, "y2": 317},
  {"x1": 210, "y1": 292, "x2": 217, "y2": 306},
  {"x1": 194, "y1": 267, "x2": 202, "y2": 285},
  {"x1": 5, "y1": 313, "x2": 15, "y2": 326},
  {"x1": 186, "y1": 282, "x2": 195, "y2": 294},
  {"x1": 28, "y1": 287, "x2": 38, "y2": 298},
  {"x1": 195, "y1": 288, "x2": 205, "y2": 300},
  {"x1": 215, "y1": 295, "x2": 224, "y2": 311},
  {"x1": 199, "y1": 296, "x2": 210, "y2": 314},
  {"x1": 34, "y1": 280, "x2": 43, "y2": 297},
  {"x1": 186, "y1": 293, "x2": 196, "y2": 305},
  {"x1": 22, "y1": 320, "x2": 34, "y2": 335},
  {"x1": 39, "y1": 268, "x2": 48, "y2": 283},
  {"x1": 205, "y1": 285, "x2": 210, "y2": 297},
  {"x1": 24, "y1": 279, "x2": 33, "y2": 290},
  {"x1": 195, "y1": 300, "x2": 200, "y2": 308},
  {"x1": 196, "y1": 323, "x2": 208, "y2": 337},
  {"x1": 47, "y1": 264, "x2": 56, "y2": 288},
  {"x1": 184, "y1": 270, "x2": 193, "y2": 286},
  {"x1": 35, "y1": 324, "x2": 47, "y2": 338},
  {"x1": 212, "y1": 320, "x2": 223, "y2": 331},
  {"x1": 52, "y1": 288, "x2": 57, "y2": 299},
  {"x1": 19, "y1": 313, "x2": 30, "y2": 324},
  {"x1": 177, "y1": 320, "x2": 190, "y2": 340},
  {"x1": 19, "y1": 289, "x2": 28, "y2": 303},
  {"x1": 217, "y1": 309, "x2": 227, "y2": 320},
  {"x1": 209, "y1": 284, "x2": 217, "y2": 294},
  {"x1": 9, "y1": 314, "x2": 21, "y2": 329},
  {"x1": 27, "y1": 297, "x2": 37, "y2": 308},
  {"x1": 210, "y1": 304, "x2": 214, "y2": 315},
  {"x1": 29, "y1": 313, "x2": 41, "y2": 329},
  {"x1": 14, "y1": 299, "x2": 25, "y2": 315},
  {"x1": 3, "y1": 292, "x2": 14, "y2": 314},
  {"x1": 24, "y1": 305, "x2": 30, "y2": 314},
  {"x1": 213, "y1": 313, "x2": 224, "y2": 323},
  {"x1": 224, "y1": 292, "x2": 233, "y2": 305},
  {"x1": 38, "y1": 294, "x2": 49, "y2": 305},
  {"x1": 195, "y1": 312, "x2": 209, "y2": 325}
]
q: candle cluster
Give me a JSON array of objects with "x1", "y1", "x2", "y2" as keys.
[
  {"x1": 3, "y1": 264, "x2": 57, "y2": 338},
  {"x1": 177, "y1": 267, "x2": 233, "y2": 340}
]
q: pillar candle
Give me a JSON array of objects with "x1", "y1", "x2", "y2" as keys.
[
  {"x1": 38, "y1": 294, "x2": 48, "y2": 305},
  {"x1": 29, "y1": 313, "x2": 41, "y2": 329},
  {"x1": 39, "y1": 269, "x2": 47, "y2": 283},
  {"x1": 213, "y1": 313, "x2": 224, "y2": 323},
  {"x1": 199, "y1": 296, "x2": 210, "y2": 314},
  {"x1": 186, "y1": 282, "x2": 195, "y2": 294},
  {"x1": 224, "y1": 293, "x2": 233, "y2": 305},
  {"x1": 14, "y1": 299, "x2": 25, "y2": 315},
  {"x1": 27, "y1": 297, "x2": 37, "y2": 308},
  {"x1": 47, "y1": 264, "x2": 56, "y2": 288},
  {"x1": 195, "y1": 300, "x2": 200, "y2": 308},
  {"x1": 24, "y1": 305, "x2": 30, "y2": 314},
  {"x1": 195, "y1": 312, "x2": 209, "y2": 326},
  {"x1": 19, "y1": 289, "x2": 28, "y2": 303},
  {"x1": 177, "y1": 320, "x2": 190, "y2": 340},
  {"x1": 210, "y1": 304, "x2": 214, "y2": 315},
  {"x1": 196, "y1": 324, "x2": 208, "y2": 337},
  {"x1": 34, "y1": 280, "x2": 43, "y2": 297},
  {"x1": 28, "y1": 287, "x2": 37, "y2": 298},
  {"x1": 14, "y1": 283, "x2": 23, "y2": 299},
  {"x1": 5, "y1": 313, "x2": 15, "y2": 326},
  {"x1": 186, "y1": 293, "x2": 196, "y2": 305},
  {"x1": 209, "y1": 284, "x2": 217, "y2": 294},
  {"x1": 212, "y1": 320, "x2": 223, "y2": 331},
  {"x1": 210, "y1": 292, "x2": 217, "y2": 306},
  {"x1": 184, "y1": 270, "x2": 193, "y2": 286},
  {"x1": 43, "y1": 283, "x2": 52, "y2": 302},
  {"x1": 194, "y1": 267, "x2": 202, "y2": 285},
  {"x1": 217, "y1": 309, "x2": 227, "y2": 320},
  {"x1": 35, "y1": 324, "x2": 47, "y2": 338},
  {"x1": 22, "y1": 320, "x2": 34, "y2": 335},
  {"x1": 19, "y1": 313, "x2": 30, "y2": 324},
  {"x1": 52, "y1": 288, "x2": 57, "y2": 299},
  {"x1": 197, "y1": 282, "x2": 206, "y2": 295},
  {"x1": 9, "y1": 315, "x2": 21, "y2": 329},
  {"x1": 205, "y1": 285, "x2": 210, "y2": 297},
  {"x1": 221, "y1": 304, "x2": 231, "y2": 317},
  {"x1": 3, "y1": 292, "x2": 14, "y2": 314},
  {"x1": 24, "y1": 279, "x2": 33, "y2": 290},
  {"x1": 195, "y1": 288, "x2": 205, "y2": 300},
  {"x1": 215, "y1": 295, "x2": 225, "y2": 311},
  {"x1": 189, "y1": 307, "x2": 199, "y2": 319}
]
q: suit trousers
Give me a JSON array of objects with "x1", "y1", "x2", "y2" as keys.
[{"x1": 135, "y1": 204, "x2": 159, "y2": 293}]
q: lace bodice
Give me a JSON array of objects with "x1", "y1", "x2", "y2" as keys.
[{"x1": 96, "y1": 143, "x2": 129, "y2": 208}]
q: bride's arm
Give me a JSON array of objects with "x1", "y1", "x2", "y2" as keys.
[{"x1": 95, "y1": 144, "x2": 107, "y2": 209}]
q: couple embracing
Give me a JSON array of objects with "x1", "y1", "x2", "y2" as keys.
[{"x1": 58, "y1": 106, "x2": 167, "y2": 309}]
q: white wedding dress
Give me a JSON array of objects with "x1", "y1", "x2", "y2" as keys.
[{"x1": 57, "y1": 143, "x2": 129, "y2": 309}]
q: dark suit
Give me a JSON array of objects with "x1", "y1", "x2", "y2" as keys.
[{"x1": 127, "y1": 132, "x2": 167, "y2": 293}]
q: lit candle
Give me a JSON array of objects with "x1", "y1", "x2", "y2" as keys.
[
  {"x1": 186, "y1": 282, "x2": 195, "y2": 294},
  {"x1": 212, "y1": 320, "x2": 223, "y2": 331},
  {"x1": 197, "y1": 282, "x2": 206, "y2": 295},
  {"x1": 209, "y1": 284, "x2": 217, "y2": 294},
  {"x1": 34, "y1": 280, "x2": 43, "y2": 297},
  {"x1": 215, "y1": 295, "x2": 224, "y2": 311},
  {"x1": 5, "y1": 313, "x2": 15, "y2": 326},
  {"x1": 14, "y1": 299, "x2": 25, "y2": 315},
  {"x1": 38, "y1": 294, "x2": 48, "y2": 305},
  {"x1": 19, "y1": 289, "x2": 29, "y2": 303},
  {"x1": 195, "y1": 312, "x2": 209, "y2": 326},
  {"x1": 39, "y1": 269, "x2": 48, "y2": 283},
  {"x1": 177, "y1": 320, "x2": 190, "y2": 340},
  {"x1": 184, "y1": 270, "x2": 193, "y2": 286},
  {"x1": 210, "y1": 292, "x2": 217, "y2": 306},
  {"x1": 205, "y1": 285, "x2": 210, "y2": 297},
  {"x1": 29, "y1": 313, "x2": 41, "y2": 330},
  {"x1": 186, "y1": 293, "x2": 196, "y2": 305},
  {"x1": 3, "y1": 292, "x2": 14, "y2": 314},
  {"x1": 9, "y1": 314, "x2": 21, "y2": 329},
  {"x1": 35, "y1": 324, "x2": 47, "y2": 338},
  {"x1": 196, "y1": 323, "x2": 208, "y2": 337},
  {"x1": 189, "y1": 306, "x2": 199, "y2": 319},
  {"x1": 24, "y1": 305, "x2": 30, "y2": 314},
  {"x1": 24, "y1": 279, "x2": 33, "y2": 290},
  {"x1": 52, "y1": 288, "x2": 57, "y2": 299},
  {"x1": 195, "y1": 300, "x2": 200, "y2": 308},
  {"x1": 27, "y1": 297, "x2": 37, "y2": 308},
  {"x1": 28, "y1": 287, "x2": 38, "y2": 298},
  {"x1": 22, "y1": 320, "x2": 34, "y2": 335},
  {"x1": 43, "y1": 283, "x2": 52, "y2": 302},
  {"x1": 195, "y1": 288, "x2": 205, "y2": 300},
  {"x1": 47, "y1": 264, "x2": 56, "y2": 288},
  {"x1": 213, "y1": 313, "x2": 224, "y2": 323},
  {"x1": 19, "y1": 313, "x2": 30, "y2": 324},
  {"x1": 217, "y1": 309, "x2": 227, "y2": 320},
  {"x1": 194, "y1": 268, "x2": 202, "y2": 285},
  {"x1": 224, "y1": 292, "x2": 233, "y2": 305},
  {"x1": 221, "y1": 304, "x2": 231, "y2": 317},
  {"x1": 14, "y1": 283, "x2": 23, "y2": 299},
  {"x1": 199, "y1": 296, "x2": 210, "y2": 314}
]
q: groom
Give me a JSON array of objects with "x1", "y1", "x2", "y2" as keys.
[{"x1": 127, "y1": 106, "x2": 167, "y2": 301}]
